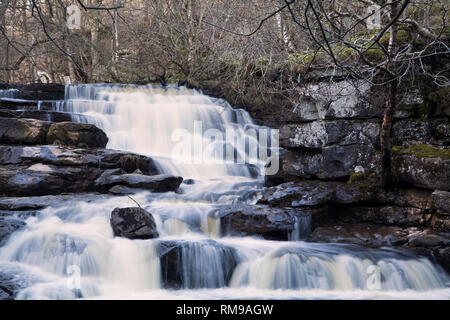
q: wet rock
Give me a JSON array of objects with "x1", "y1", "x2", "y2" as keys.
[
  {"x1": 0, "y1": 117, "x2": 50, "y2": 145},
  {"x1": 392, "y1": 152, "x2": 450, "y2": 191},
  {"x1": 158, "y1": 240, "x2": 238, "y2": 289},
  {"x1": 110, "y1": 207, "x2": 159, "y2": 240},
  {"x1": 96, "y1": 173, "x2": 183, "y2": 193},
  {"x1": 280, "y1": 120, "x2": 380, "y2": 149},
  {"x1": 46, "y1": 122, "x2": 108, "y2": 148},
  {"x1": 216, "y1": 205, "x2": 296, "y2": 240}
]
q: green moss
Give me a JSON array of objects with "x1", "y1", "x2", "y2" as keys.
[
  {"x1": 428, "y1": 87, "x2": 450, "y2": 116},
  {"x1": 363, "y1": 48, "x2": 385, "y2": 60},
  {"x1": 348, "y1": 171, "x2": 366, "y2": 184},
  {"x1": 393, "y1": 144, "x2": 450, "y2": 160}
]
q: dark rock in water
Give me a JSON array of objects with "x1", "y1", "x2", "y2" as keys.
[
  {"x1": 158, "y1": 240, "x2": 238, "y2": 289},
  {"x1": 216, "y1": 205, "x2": 296, "y2": 240},
  {"x1": 0, "y1": 117, "x2": 51, "y2": 145},
  {"x1": 110, "y1": 207, "x2": 159, "y2": 240},
  {"x1": 392, "y1": 151, "x2": 450, "y2": 191},
  {"x1": 96, "y1": 172, "x2": 183, "y2": 193},
  {"x1": 47, "y1": 122, "x2": 108, "y2": 148},
  {"x1": 183, "y1": 179, "x2": 195, "y2": 185}
]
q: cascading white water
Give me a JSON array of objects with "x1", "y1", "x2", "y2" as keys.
[{"x1": 0, "y1": 84, "x2": 449, "y2": 299}]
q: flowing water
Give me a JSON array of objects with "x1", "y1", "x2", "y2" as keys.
[{"x1": 0, "y1": 84, "x2": 449, "y2": 299}]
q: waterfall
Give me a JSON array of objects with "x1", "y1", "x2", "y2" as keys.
[{"x1": 0, "y1": 83, "x2": 448, "y2": 299}]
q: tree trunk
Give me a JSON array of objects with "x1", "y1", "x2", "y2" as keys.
[
  {"x1": 380, "y1": 0, "x2": 399, "y2": 189},
  {"x1": 380, "y1": 80, "x2": 397, "y2": 188}
]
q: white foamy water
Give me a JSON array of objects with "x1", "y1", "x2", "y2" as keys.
[{"x1": 0, "y1": 84, "x2": 448, "y2": 299}]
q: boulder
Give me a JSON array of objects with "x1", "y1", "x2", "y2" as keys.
[
  {"x1": 0, "y1": 117, "x2": 50, "y2": 145},
  {"x1": 280, "y1": 120, "x2": 380, "y2": 149},
  {"x1": 216, "y1": 205, "x2": 296, "y2": 240},
  {"x1": 392, "y1": 146, "x2": 450, "y2": 191},
  {"x1": 110, "y1": 207, "x2": 159, "y2": 239},
  {"x1": 47, "y1": 122, "x2": 108, "y2": 148}
]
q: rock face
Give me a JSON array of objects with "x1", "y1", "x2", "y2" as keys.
[
  {"x1": 266, "y1": 145, "x2": 380, "y2": 183},
  {"x1": 46, "y1": 122, "x2": 108, "y2": 148},
  {"x1": 392, "y1": 151, "x2": 450, "y2": 191},
  {"x1": 0, "y1": 117, "x2": 108, "y2": 148},
  {"x1": 291, "y1": 81, "x2": 378, "y2": 121},
  {"x1": 110, "y1": 207, "x2": 159, "y2": 239},
  {"x1": 392, "y1": 119, "x2": 450, "y2": 146},
  {"x1": 216, "y1": 205, "x2": 296, "y2": 240},
  {"x1": 280, "y1": 120, "x2": 380, "y2": 149},
  {"x1": 0, "y1": 118, "x2": 50, "y2": 145}
]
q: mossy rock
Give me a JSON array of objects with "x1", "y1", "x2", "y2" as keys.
[
  {"x1": 428, "y1": 87, "x2": 450, "y2": 116},
  {"x1": 393, "y1": 144, "x2": 450, "y2": 160}
]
